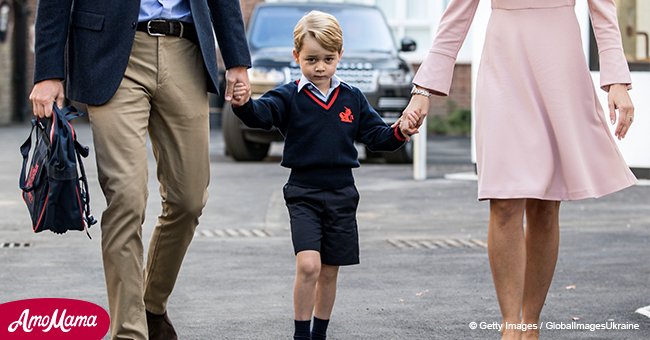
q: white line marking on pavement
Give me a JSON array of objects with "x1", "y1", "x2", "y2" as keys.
[
  {"x1": 201, "y1": 230, "x2": 214, "y2": 237},
  {"x1": 458, "y1": 239, "x2": 476, "y2": 248},
  {"x1": 471, "y1": 239, "x2": 488, "y2": 248},
  {"x1": 635, "y1": 305, "x2": 650, "y2": 318},
  {"x1": 433, "y1": 240, "x2": 449, "y2": 248},
  {"x1": 445, "y1": 239, "x2": 461, "y2": 248},
  {"x1": 444, "y1": 172, "x2": 478, "y2": 181},
  {"x1": 404, "y1": 240, "x2": 421, "y2": 248},
  {"x1": 386, "y1": 239, "x2": 404, "y2": 248},
  {"x1": 251, "y1": 229, "x2": 268, "y2": 237},
  {"x1": 419, "y1": 240, "x2": 436, "y2": 249}
]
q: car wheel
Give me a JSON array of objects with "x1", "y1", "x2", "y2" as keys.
[
  {"x1": 222, "y1": 103, "x2": 270, "y2": 161},
  {"x1": 382, "y1": 140, "x2": 413, "y2": 164}
]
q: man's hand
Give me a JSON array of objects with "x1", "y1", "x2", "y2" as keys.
[
  {"x1": 29, "y1": 79, "x2": 65, "y2": 118},
  {"x1": 225, "y1": 66, "x2": 250, "y2": 107}
]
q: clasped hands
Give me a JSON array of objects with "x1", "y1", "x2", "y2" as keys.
[{"x1": 393, "y1": 93, "x2": 429, "y2": 141}]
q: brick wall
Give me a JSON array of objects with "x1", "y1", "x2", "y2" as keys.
[
  {"x1": 0, "y1": 36, "x2": 12, "y2": 125},
  {"x1": 21, "y1": 0, "x2": 36, "y2": 121},
  {"x1": 1, "y1": 0, "x2": 36, "y2": 123},
  {"x1": 412, "y1": 63, "x2": 472, "y2": 117},
  {"x1": 239, "y1": 0, "x2": 265, "y2": 27},
  {"x1": 0, "y1": 2, "x2": 14, "y2": 124},
  {"x1": 26, "y1": 0, "x2": 35, "y2": 98}
]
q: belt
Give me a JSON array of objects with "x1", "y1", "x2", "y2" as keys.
[{"x1": 136, "y1": 19, "x2": 198, "y2": 45}]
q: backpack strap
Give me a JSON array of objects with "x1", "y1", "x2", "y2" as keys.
[
  {"x1": 74, "y1": 138, "x2": 97, "y2": 239},
  {"x1": 19, "y1": 120, "x2": 48, "y2": 192},
  {"x1": 18, "y1": 121, "x2": 36, "y2": 191},
  {"x1": 74, "y1": 139, "x2": 90, "y2": 158},
  {"x1": 58, "y1": 104, "x2": 97, "y2": 238}
]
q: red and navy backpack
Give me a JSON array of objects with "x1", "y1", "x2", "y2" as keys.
[{"x1": 19, "y1": 105, "x2": 97, "y2": 237}]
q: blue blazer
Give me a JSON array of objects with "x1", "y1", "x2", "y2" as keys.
[{"x1": 33, "y1": 0, "x2": 252, "y2": 106}]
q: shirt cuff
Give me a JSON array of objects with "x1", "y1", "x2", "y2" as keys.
[{"x1": 393, "y1": 125, "x2": 407, "y2": 142}]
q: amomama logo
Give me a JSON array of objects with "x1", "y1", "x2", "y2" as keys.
[{"x1": 0, "y1": 298, "x2": 109, "y2": 339}]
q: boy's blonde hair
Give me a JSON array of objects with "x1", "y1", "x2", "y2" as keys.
[{"x1": 293, "y1": 10, "x2": 343, "y2": 53}]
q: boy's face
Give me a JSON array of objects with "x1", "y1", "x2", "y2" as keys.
[{"x1": 293, "y1": 35, "x2": 342, "y2": 92}]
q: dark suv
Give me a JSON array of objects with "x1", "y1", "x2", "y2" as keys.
[{"x1": 222, "y1": 2, "x2": 416, "y2": 163}]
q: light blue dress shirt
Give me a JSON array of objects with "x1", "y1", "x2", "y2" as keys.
[
  {"x1": 297, "y1": 74, "x2": 344, "y2": 102},
  {"x1": 139, "y1": 0, "x2": 193, "y2": 23}
]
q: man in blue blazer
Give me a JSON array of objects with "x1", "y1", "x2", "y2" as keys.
[{"x1": 29, "y1": 1, "x2": 252, "y2": 339}]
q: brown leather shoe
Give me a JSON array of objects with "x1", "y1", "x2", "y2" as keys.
[{"x1": 146, "y1": 310, "x2": 178, "y2": 340}]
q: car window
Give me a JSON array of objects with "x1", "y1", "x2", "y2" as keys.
[{"x1": 249, "y1": 6, "x2": 396, "y2": 53}]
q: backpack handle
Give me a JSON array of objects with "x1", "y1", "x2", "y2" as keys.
[{"x1": 58, "y1": 105, "x2": 86, "y2": 121}]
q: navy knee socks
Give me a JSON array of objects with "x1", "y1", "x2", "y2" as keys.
[
  {"x1": 311, "y1": 317, "x2": 329, "y2": 340},
  {"x1": 294, "y1": 320, "x2": 311, "y2": 340}
]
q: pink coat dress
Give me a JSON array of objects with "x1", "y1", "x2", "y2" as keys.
[{"x1": 413, "y1": 0, "x2": 638, "y2": 201}]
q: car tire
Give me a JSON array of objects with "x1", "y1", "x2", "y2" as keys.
[
  {"x1": 382, "y1": 140, "x2": 413, "y2": 164},
  {"x1": 222, "y1": 103, "x2": 270, "y2": 161}
]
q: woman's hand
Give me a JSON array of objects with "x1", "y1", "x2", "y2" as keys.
[
  {"x1": 392, "y1": 90, "x2": 430, "y2": 129},
  {"x1": 608, "y1": 84, "x2": 634, "y2": 140}
]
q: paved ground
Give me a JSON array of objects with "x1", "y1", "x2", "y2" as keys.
[{"x1": 0, "y1": 122, "x2": 648, "y2": 339}]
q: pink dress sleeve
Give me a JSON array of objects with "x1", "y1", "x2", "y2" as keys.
[
  {"x1": 412, "y1": 0, "x2": 481, "y2": 96},
  {"x1": 588, "y1": 0, "x2": 632, "y2": 91}
]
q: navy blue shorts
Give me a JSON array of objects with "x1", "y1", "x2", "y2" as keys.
[{"x1": 283, "y1": 183, "x2": 360, "y2": 266}]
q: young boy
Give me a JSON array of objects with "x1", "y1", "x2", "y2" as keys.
[{"x1": 231, "y1": 11, "x2": 418, "y2": 340}]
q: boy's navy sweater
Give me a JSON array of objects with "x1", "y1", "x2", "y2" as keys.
[{"x1": 233, "y1": 80, "x2": 406, "y2": 189}]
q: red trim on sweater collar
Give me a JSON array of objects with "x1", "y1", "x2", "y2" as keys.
[{"x1": 302, "y1": 86, "x2": 341, "y2": 110}]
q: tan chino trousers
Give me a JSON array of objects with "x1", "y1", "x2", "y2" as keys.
[{"x1": 88, "y1": 32, "x2": 209, "y2": 340}]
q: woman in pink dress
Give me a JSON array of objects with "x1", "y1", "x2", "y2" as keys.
[{"x1": 404, "y1": 0, "x2": 637, "y2": 339}]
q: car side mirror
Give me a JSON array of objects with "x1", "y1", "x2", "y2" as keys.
[{"x1": 400, "y1": 37, "x2": 417, "y2": 52}]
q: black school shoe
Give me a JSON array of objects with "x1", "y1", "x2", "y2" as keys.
[{"x1": 146, "y1": 310, "x2": 178, "y2": 340}]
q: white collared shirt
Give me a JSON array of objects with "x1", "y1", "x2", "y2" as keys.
[
  {"x1": 139, "y1": 0, "x2": 193, "y2": 23},
  {"x1": 297, "y1": 74, "x2": 344, "y2": 102}
]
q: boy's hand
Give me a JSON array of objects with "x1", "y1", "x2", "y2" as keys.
[
  {"x1": 230, "y1": 82, "x2": 251, "y2": 107},
  {"x1": 391, "y1": 93, "x2": 429, "y2": 130},
  {"x1": 399, "y1": 111, "x2": 419, "y2": 141},
  {"x1": 224, "y1": 66, "x2": 249, "y2": 102}
]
